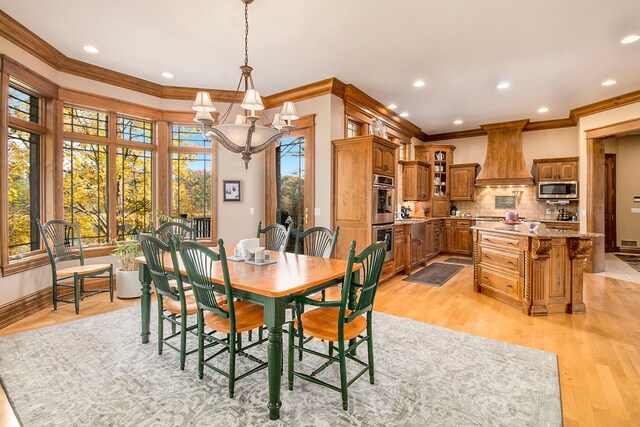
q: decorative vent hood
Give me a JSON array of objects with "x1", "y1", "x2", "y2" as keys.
[{"x1": 475, "y1": 119, "x2": 534, "y2": 186}]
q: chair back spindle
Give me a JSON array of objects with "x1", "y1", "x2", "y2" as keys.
[
  {"x1": 139, "y1": 233, "x2": 182, "y2": 302},
  {"x1": 37, "y1": 219, "x2": 84, "y2": 268},
  {"x1": 256, "y1": 221, "x2": 291, "y2": 252},
  {"x1": 153, "y1": 221, "x2": 195, "y2": 244},
  {"x1": 294, "y1": 226, "x2": 339, "y2": 258}
]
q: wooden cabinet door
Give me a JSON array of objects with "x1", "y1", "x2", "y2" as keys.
[
  {"x1": 442, "y1": 221, "x2": 454, "y2": 252},
  {"x1": 450, "y1": 167, "x2": 473, "y2": 200},
  {"x1": 455, "y1": 223, "x2": 472, "y2": 255},
  {"x1": 403, "y1": 166, "x2": 417, "y2": 201},
  {"x1": 394, "y1": 233, "x2": 406, "y2": 273},
  {"x1": 383, "y1": 147, "x2": 395, "y2": 175},
  {"x1": 558, "y1": 161, "x2": 577, "y2": 181},
  {"x1": 537, "y1": 162, "x2": 556, "y2": 181},
  {"x1": 414, "y1": 146, "x2": 430, "y2": 163},
  {"x1": 417, "y1": 165, "x2": 429, "y2": 200},
  {"x1": 372, "y1": 144, "x2": 384, "y2": 175},
  {"x1": 410, "y1": 239, "x2": 419, "y2": 266},
  {"x1": 432, "y1": 197, "x2": 450, "y2": 217},
  {"x1": 425, "y1": 222, "x2": 434, "y2": 258}
]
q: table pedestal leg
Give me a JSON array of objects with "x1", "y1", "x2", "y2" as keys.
[
  {"x1": 264, "y1": 297, "x2": 285, "y2": 420},
  {"x1": 139, "y1": 264, "x2": 152, "y2": 344}
]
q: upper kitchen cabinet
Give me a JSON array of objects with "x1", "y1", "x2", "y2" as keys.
[
  {"x1": 533, "y1": 157, "x2": 578, "y2": 182},
  {"x1": 414, "y1": 144, "x2": 456, "y2": 217},
  {"x1": 450, "y1": 163, "x2": 480, "y2": 201},
  {"x1": 373, "y1": 143, "x2": 396, "y2": 176},
  {"x1": 403, "y1": 160, "x2": 431, "y2": 201}
]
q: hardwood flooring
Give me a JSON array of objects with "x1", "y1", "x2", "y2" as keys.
[{"x1": 1, "y1": 255, "x2": 639, "y2": 426}]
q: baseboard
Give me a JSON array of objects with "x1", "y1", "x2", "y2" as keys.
[
  {"x1": 0, "y1": 287, "x2": 52, "y2": 330},
  {"x1": 615, "y1": 248, "x2": 640, "y2": 254},
  {"x1": 0, "y1": 277, "x2": 115, "y2": 330}
]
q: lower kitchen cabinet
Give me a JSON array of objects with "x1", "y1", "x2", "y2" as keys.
[
  {"x1": 442, "y1": 219, "x2": 473, "y2": 255},
  {"x1": 410, "y1": 237, "x2": 426, "y2": 269},
  {"x1": 394, "y1": 225, "x2": 407, "y2": 274},
  {"x1": 425, "y1": 222, "x2": 434, "y2": 259},
  {"x1": 442, "y1": 220, "x2": 454, "y2": 252}
]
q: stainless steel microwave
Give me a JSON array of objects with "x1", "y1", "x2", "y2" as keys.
[{"x1": 538, "y1": 181, "x2": 578, "y2": 199}]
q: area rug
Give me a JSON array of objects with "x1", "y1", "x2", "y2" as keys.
[
  {"x1": 403, "y1": 262, "x2": 464, "y2": 286},
  {"x1": 444, "y1": 257, "x2": 474, "y2": 266},
  {"x1": 0, "y1": 305, "x2": 561, "y2": 426},
  {"x1": 615, "y1": 254, "x2": 640, "y2": 272}
]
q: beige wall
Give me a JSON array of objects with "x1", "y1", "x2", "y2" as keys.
[{"x1": 605, "y1": 136, "x2": 640, "y2": 247}]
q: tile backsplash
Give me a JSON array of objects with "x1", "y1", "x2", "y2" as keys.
[{"x1": 452, "y1": 186, "x2": 578, "y2": 220}]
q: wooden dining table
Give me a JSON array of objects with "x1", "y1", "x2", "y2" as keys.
[{"x1": 135, "y1": 250, "x2": 356, "y2": 420}]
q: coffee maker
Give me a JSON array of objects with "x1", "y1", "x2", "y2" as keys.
[{"x1": 400, "y1": 206, "x2": 411, "y2": 219}]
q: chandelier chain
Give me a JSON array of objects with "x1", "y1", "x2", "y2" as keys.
[{"x1": 244, "y1": 3, "x2": 249, "y2": 66}]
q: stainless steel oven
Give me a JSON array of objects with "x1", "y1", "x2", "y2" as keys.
[
  {"x1": 372, "y1": 174, "x2": 395, "y2": 225},
  {"x1": 372, "y1": 223, "x2": 394, "y2": 262},
  {"x1": 538, "y1": 181, "x2": 579, "y2": 199}
]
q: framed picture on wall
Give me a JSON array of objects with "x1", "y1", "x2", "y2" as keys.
[{"x1": 223, "y1": 180, "x2": 241, "y2": 202}]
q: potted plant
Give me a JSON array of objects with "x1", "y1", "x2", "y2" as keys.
[{"x1": 112, "y1": 240, "x2": 145, "y2": 299}]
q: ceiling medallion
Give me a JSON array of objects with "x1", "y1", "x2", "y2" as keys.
[{"x1": 192, "y1": 0, "x2": 298, "y2": 168}]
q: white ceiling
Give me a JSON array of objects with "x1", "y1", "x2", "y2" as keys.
[{"x1": 1, "y1": 0, "x2": 639, "y2": 134}]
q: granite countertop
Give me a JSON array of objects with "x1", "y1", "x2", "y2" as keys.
[
  {"x1": 394, "y1": 217, "x2": 580, "y2": 225},
  {"x1": 471, "y1": 220, "x2": 601, "y2": 239}
]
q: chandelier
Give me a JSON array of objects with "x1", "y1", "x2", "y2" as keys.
[{"x1": 192, "y1": 0, "x2": 299, "y2": 168}]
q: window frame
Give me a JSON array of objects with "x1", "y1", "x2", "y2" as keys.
[{"x1": 168, "y1": 122, "x2": 217, "y2": 243}]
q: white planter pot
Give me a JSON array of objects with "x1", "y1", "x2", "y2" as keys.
[{"x1": 116, "y1": 268, "x2": 145, "y2": 299}]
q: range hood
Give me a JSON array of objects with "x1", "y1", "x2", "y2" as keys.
[{"x1": 475, "y1": 119, "x2": 534, "y2": 187}]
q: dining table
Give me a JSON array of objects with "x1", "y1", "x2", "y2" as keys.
[{"x1": 135, "y1": 249, "x2": 357, "y2": 420}]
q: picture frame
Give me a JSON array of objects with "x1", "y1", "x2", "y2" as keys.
[{"x1": 223, "y1": 180, "x2": 241, "y2": 202}]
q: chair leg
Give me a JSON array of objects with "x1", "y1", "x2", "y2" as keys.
[
  {"x1": 80, "y1": 277, "x2": 85, "y2": 296},
  {"x1": 197, "y1": 310, "x2": 205, "y2": 380},
  {"x1": 338, "y1": 339, "x2": 348, "y2": 411},
  {"x1": 109, "y1": 267, "x2": 114, "y2": 302},
  {"x1": 298, "y1": 306, "x2": 305, "y2": 361},
  {"x1": 236, "y1": 333, "x2": 242, "y2": 351},
  {"x1": 367, "y1": 321, "x2": 375, "y2": 385},
  {"x1": 171, "y1": 314, "x2": 177, "y2": 335},
  {"x1": 258, "y1": 326, "x2": 263, "y2": 341},
  {"x1": 228, "y1": 333, "x2": 236, "y2": 398},
  {"x1": 180, "y1": 314, "x2": 187, "y2": 370},
  {"x1": 288, "y1": 322, "x2": 294, "y2": 390},
  {"x1": 248, "y1": 329, "x2": 253, "y2": 341},
  {"x1": 52, "y1": 280, "x2": 58, "y2": 310},
  {"x1": 73, "y1": 274, "x2": 80, "y2": 315},
  {"x1": 329, "y1": 341, "x2": 334, "y2": 358},
  {"x1": 157, "y1": 295, "x2": 164, "y2": 355}
]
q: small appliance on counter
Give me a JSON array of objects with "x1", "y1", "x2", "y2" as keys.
[
  {"x1": 504, "y1": 211, "x2": 521, "y2": 224},
  {"x1": 450, "y1": 206, "x2": 458, "y2": 216},
  {"x1": 400, "y1": 206, "x2": 411, "y2": 219}
]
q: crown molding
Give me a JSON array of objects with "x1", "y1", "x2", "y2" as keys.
[{"x1": 570, "y1": 89, "x2": 640, "y2": 122}]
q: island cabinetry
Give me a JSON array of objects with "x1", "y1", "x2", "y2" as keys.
[
  {"x1": 403, "y1": 161, "x2": 430, "y2": 201},
  {"x1": 533, "y1": 157, "x2": 578, "y2": 182},
  {"x1": 450, "y1": 163, "x2": 480, "y2": 201},
  {"x1": 472, "y1": 224, "x2": 595, "y2": 316}
]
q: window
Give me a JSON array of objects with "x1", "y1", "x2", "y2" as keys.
[
  {"x1": 347, "y1": 119, "x2": 361, "y2": 138},
  {"x1": 116, "y1": 148, "x2": 152, "y2": 239},
  {"x1": 63, "y1": 106, "x2": 108, "y2": 137},
  {"x1": 8, "y1": 86, "x2": 39, "y2": 123},
  {"x1": 63, "y1": 141, "x2": 109, "y2": 244},
  {"x1": 117, "y1": 116, "x2": 153, "y2": 143},
  {"x1": 7, "y1": 127, "x2": 40, "y2": 256},
  {"x1": 171, "y1": 153, "x2": 212, "y2": 218},
  {"x1": 170, "y1": 125, "x2": 213, "y2": 239}
]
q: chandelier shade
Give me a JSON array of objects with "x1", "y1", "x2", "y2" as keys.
[{"x1": 192, "y1": 0, "x2": 297, "y2": 169}]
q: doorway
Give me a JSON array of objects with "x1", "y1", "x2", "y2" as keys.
[{"x1": 604, "y1": 153, "x2": 616, "y2": 252}]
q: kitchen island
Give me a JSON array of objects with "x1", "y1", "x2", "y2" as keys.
[{"x1": 472, "y1": 221, "x2": 600, "y2": 316}]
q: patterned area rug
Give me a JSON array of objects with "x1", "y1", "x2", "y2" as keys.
[
  {"x1": 615, "y1": 254, "x2": 640, "y2": 272},
  {"x1": 444, "y1": 257, "x2": 474, "y2": 266},
  {"x1": 0, "y1": 306, "x2": 561, "y2": 426},
  {"x1": 403, "y1": 262, "x2": 464, "y2": 286}
]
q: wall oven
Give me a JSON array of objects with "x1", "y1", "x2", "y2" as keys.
[
  {"x1": 372, "y1": 174, "x2": 395, "y2": 224},
  {"x1": 538, "y1": 181, "x2": 579, "y2": 199},
  {"x1": 372, "y1": 224, "x2": 394, "y2": 262}
]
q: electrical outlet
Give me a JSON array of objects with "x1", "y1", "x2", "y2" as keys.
[
  {"x1": 546, "y1": 208, "x2": 552, "y2": 215},
  {"x1": 250, "y1": 207, "x2": 254, "y2": 215},
  {"x1": 314, "y1": 208, "x2": 321, "y2": 216}
]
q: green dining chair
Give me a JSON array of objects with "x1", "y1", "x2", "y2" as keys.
[
  {"x1": 37, "y1": 219, "x2": 113, "y2": 315},
  {"x1": 139, "y1": 233, "x2": 201, "y2": 370},
  {"x1": 257, "y1": 220, "x2": 291, "y2": 252},
  {"x1": 288, "y1": 235, "x2": 389, "y2": 410},
  {"x1": 153, "y1": 220, "x2": 195, "y2": 244},
  {"x1": 175, "y1": 238, "x2": 268, "y2": 398}
]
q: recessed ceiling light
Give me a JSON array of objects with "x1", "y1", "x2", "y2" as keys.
[
  {"x1": 537, "y1": 107, "x2": 549, "y2": 113},
  {"x1": 496, "y1": 82, "x2": 510, "y2": 89},
  {"x1": 161, "y1": 72, "x2": 174, "y2": 79},
  {"x1": 453, "y1": 120, "x2": 463, "y2": 125},
  {"x1": 400, "y1": 112, "x2": 409, "y2": 118},
  {"x1": 602, "y1": 79, "x2": 617, "y2": 86},
  {"x1": 413, "y1": 80, "x2": 425, "y2": 88},
  {"x1": 387, "y1": 104, "x2": 397, "y2": 110},
  {"x1": 621, "y1": 34, "x2": 640, "y2": 44},
  {"x1": 82, "y1": 45, "x2": 99, "y2": 54}
]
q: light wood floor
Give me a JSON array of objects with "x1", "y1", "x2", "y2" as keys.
[{"x1": 1, "y1": 255, "x2": 639, "y2": 426}]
